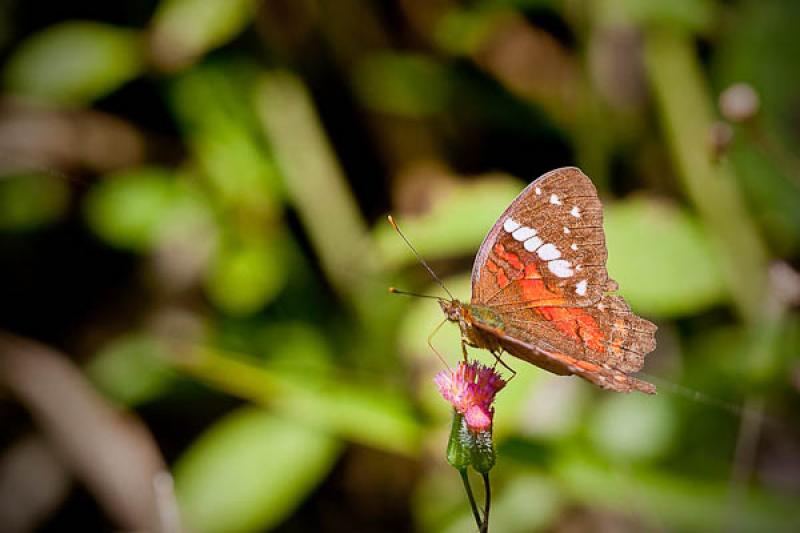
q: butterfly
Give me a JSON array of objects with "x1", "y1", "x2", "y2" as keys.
[{"x1": 398, "y1": 167, "x2": 658, "y2": 394}]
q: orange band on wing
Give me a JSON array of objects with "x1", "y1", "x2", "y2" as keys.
[
  {"x1": 524, "y1": 264, "x2": 541, "y2": 279},
  {"x1": 488, "y1": 244, "x2": 606, "y2": 354},
  {"x1": 493, "y1": 244, "x2": 524, "y2": 271},
  {"x1": 538, "y1": 305, "x2": 606, "y2": 353},
  {"x1": 519, "y1": 264, "x2": 606, "y2": 354},
  {"x1": 496, "y1": 269, "x2": 509, "y2": 288}
]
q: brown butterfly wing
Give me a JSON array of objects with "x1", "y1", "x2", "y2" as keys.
[
  {"x1": 472, "y1": 167, "x2": 608, "y2": 307},
  {"x1": 472, "y1": 297, "x2": 657, "y2": 394},
  {"x1": 476, "y1": 322, "x2": 656, "y2": 393},
  {"x1": 469, "y1": 167, "x2": 657, "y2": 393}
]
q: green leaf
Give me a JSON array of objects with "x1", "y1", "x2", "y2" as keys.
[
  {"x1": 0, "y1": 173, "x2": 70, "y2": 231},
  {"x1": 375, "y1": 177, "x2": 524, "y2": 268},
  {"x1": 170, "y1": 63, "x2": 283, "y2": 211},
  {"x1": 174, "y1": 407, "x2": 340, "y2": 533},
  {"x1": 556, "y1": 455, "x2": 800, "y2": 531},
  {"x1": 611, "y1": 0, "x2": 715, "y2": 32},
  {"x1": 4, "y1": 21, "x2": 143, "y2": 104},
  {"x1": 353, "y1": 53, "x2": 451, "y2": 117},
  {"x1": 86, "y1": 333, "x2": 175, "y2": 406},
  {"x1": 255, "y1": 321, "x2": 333, "y2": 373},
  {"x1": 435, "y1": 9, "x2": 501, "y2": 56},
  {"x1": 84, "y1": 167, "x2": 178, "y2": 251},
  {"x1": 270, "y1": 370, "x2": 423, "y2": 456},
  {"x1": 588, "y1": 393, "x2": 678, "y2": 463},
  {"x1": 151, "y1": 0, "x2": 255, "y2": 70},
  {"x1": 204, "y1": 235, "x2": 288, "y2": 315},
  {"x1": 604, "y1": 196, "x2": 727, "y2": 317},
  {"x1": 176, "y1": 350, "x2": 423, "y2": 455}
]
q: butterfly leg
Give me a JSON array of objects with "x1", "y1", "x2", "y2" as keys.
[
  {"x1": 427, "y1": 318, "x2": 449, "y2": 369},
  {"x1": 490, "y1": 350, "x2": 517, "y2": 381},
  {"x1": 461, "y1": 340, "x2": 469, "y2": 362}
]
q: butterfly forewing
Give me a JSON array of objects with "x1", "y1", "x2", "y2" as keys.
[
  {"x1": 469, "y1": 167, "x2": 657, "y2": 393},
  {"x1": 472, "y1": 167, "x2": 609, "y2": 308}
]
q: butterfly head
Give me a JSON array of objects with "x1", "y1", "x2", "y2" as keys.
[{"x1": 439, "y1": 299, "x2": 464, "y2": 323}]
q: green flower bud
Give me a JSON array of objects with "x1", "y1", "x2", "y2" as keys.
[
  {"x1": 470, "y1": 427, "x2": 496, "y2": 473},
  {"x1": 445, "y1": 410, "x2": 497, "y2": 474},
  {"x1": 446, "y1": 411, "x2": 471, "y2": 470}
]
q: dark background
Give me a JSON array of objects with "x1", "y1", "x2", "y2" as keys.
[{"x1": 1, "y1": 0, "x2": 799, "y2": 531}]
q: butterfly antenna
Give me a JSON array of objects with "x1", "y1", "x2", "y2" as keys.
[
  {"x1": 387, "y1": 215, "x2": 455, "y2": 300},
  {"x1": 388, "y1": 287, "x2": 444, "y2": 300}
]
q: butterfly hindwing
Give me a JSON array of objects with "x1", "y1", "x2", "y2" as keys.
[
  {"x1": 576, "y1": 294, "x2": 657, "y2": 373},
  {"x1": 474, "y1": 321, "x2": 656, "y2": 394},
  {"x1": 489, "y1": 293, "x2": 656, "y2": 372}
]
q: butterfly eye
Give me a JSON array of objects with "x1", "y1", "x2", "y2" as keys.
[{"x1": 439, "y1": 300, "x2": 456, "y2": 319}]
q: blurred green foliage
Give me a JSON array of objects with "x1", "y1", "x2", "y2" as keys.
[
  {"x1": 588, "y1": 393, "x2": 677, "y2": 463},
  {"x1": 85, "y1": 167, "x2": 184, "y2": 251},
  {"x1": 5, "y1": 21, "x2": 144, "y2": 104},
  {"x1": 174, "y1": 407, "x2": 341, "y2": 533},
  {"x1": 0, "y1": 172, "x2": 70, "y2": 230},
  {"x1": 1, "y1": 0, "x2": 800, "y2": 532},
  {"x1": 603, "y1": 197, "x2": 726, "y2": 316},
  {"x1": 86, "y1": 332, "x2": 175, "y2": 406}
]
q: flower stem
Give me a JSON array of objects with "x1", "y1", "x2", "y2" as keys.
[
  {"x1": 480, "y1": 472, "x2": 491, "y2": 533},
  {"x1": 459, "y1": 469, "x2": 482, "y2": 531}
]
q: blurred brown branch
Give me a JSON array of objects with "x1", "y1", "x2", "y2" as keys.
[
  {"x1": 0, "y1": 332, "x2": 172, "y2": 532},
  {"x1": 0, "y1": 99, "x2": 147, "y2": 176},
  {"x1": 0, "y1": 434, "x2": 71, "y2": 532}
]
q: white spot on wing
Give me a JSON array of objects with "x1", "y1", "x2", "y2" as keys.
[
  {"x1": 523, "y1": 236, "x2": 543, "y2": 251},
  {"x1": 563, "y1": 226, "x2": 570, "y2": 234},
  {"x1": 503, "y1": 218, "x2": 521, "y2": 233},
  {"x1": 570, "y1": 243, "x2": 578, "y2": 251},
  {"x1": 535, "y1": 187, "x2": 541, "y2": 195},
  {"x1": 571, "y1": 206, "x2": 581, "y2": 218},
  {"x1": 550, "y1": 194, "x2": 561, "y2": 205},
  {"x1": 537, "y1": 243, "x2": 561, "y2": 260},
  {"x1": 576, "y1": 279, "x2": 588, "y2": 296},
  {"x1": 512, "y1": 226, "x2": 536, "y2": 241},
  {"x1": 548, "y1": 260, "x2": 574, "y2": 278}
]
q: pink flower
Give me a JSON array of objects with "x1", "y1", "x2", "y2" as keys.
[{"x1": 435, "y1": 361, "x2": 506, "y2": 432}]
